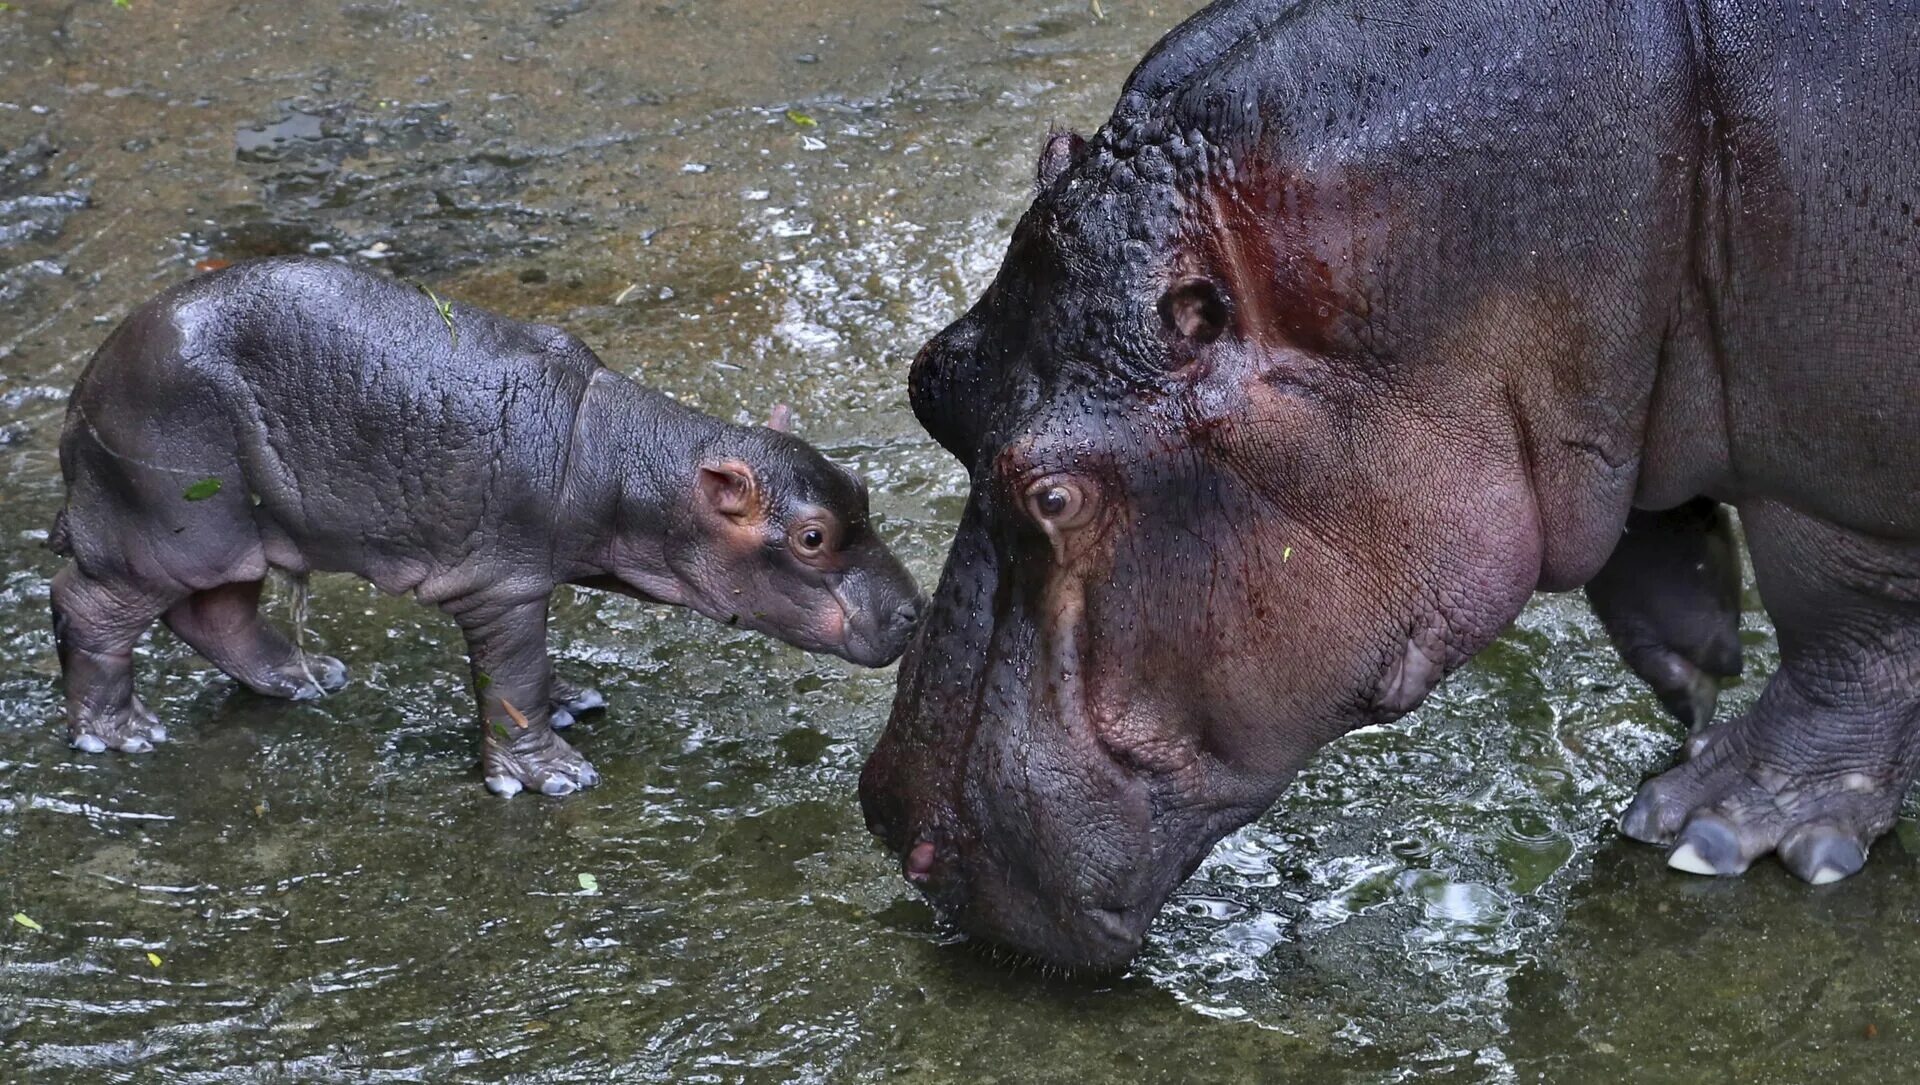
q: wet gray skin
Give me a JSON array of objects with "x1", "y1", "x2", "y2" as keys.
[{"x1": 1, "y1": 2, "x2": 1918, "y2": 1083}]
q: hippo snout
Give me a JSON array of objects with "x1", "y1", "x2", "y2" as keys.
[
  {"x1": 860, "y1": 719, "x2": 1153, "y2": 973},
  {"x1": 838, "y1": 592, "x2": 925, "y2": 668},
  {"x1": 887, "y1": 597, "x2": 924, "y2": 640}
]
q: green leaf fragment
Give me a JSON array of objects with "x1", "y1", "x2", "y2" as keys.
[
  {"x1": 785, "y1": 109, "x2": 818, "y2": 128},
  {"x1": 12, "y1": 913, "x2": 43, "y2": 932},
  {"x1": 418, "y1": 283, "x2": 459, "y2": 348},
  {"x1": 113, "y1": 0, "x2": 131, "y2": 8},
  {"x1": 577, "y1": 872, "x2": 599, "y2": 893},
  {"x1": 492, "y1": 721, "x2": 512, "y2": 742},
  {"x1": 183, "y1": 477, "x2": 222, "y2": 501}
]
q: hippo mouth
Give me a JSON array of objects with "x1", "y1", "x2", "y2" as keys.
[
  {"x1": 863, "y1": 589, "x2": 1186, "y2": 970},
  {"x1": 899, "y1": 824, "x2": 1158, "y2": 975}
]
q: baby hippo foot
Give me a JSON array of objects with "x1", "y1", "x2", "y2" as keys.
[
  {"x1": 71, "y1": 696, "x2": 169, "y2": 754},
  {"x1": 293, "y1": 654, "x2": 349, "y2": 699},
  {"x1": 1619, "y1": 708, "x2": 1919, "y2": 885},
  {"x1": 251, "y1": 654, "x2": 349, "y2": 702},
  {"x1": 547, "y1": 677, "x2": 606, "y2": 732},
  {"x1": 483, "y1": 725, "x2": 601, "y2": 797}
]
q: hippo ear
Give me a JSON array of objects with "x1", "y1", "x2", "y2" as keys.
[
  {"x1": 765, "y1": 403, "x2": 794, "y2": 433},
  {"x1": 1159, "y1": 277, "x2": 1231, "y2": 345},
  {"x1": 1036, "y1": 129, "x2": 1086, "y2": 189},
  {"x1": 699, "y1": 460, "x2": 761, "y2": 522}
]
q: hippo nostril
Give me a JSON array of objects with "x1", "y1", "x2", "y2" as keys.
[
  {"x1": 1092, "y1": 905, "x2": 1132, "y2": 937},
  {"x1": 905, "y1": 840, "x2": 937, "y2": 884},
  {"x1": 888, "y1": 598, "x2": 924, "y2": 634}
]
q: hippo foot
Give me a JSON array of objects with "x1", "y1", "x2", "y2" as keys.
[
  {"x1": 549, "y1": 679, "x2": 606, "y2": 728},
  {"x1": 298, "y1": 654, "x2": 350, "y2": 696},
  {"x1": 483, "y1": 727, "x2": 600, "y2": 797},
  {"x1": 1619, "y1": 710, "x2": 1916, "y2": 884},
  {"x1": 254, "y1": 654, "x2": 349, "y2": 701},
  {"x1": 70, "y1": 697, "x2": 169, "y2": 754}
]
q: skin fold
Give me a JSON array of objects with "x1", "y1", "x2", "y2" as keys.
[
  {"x1": 50, "y1": 257, "x2": 923, "y2": 796},
  {"x1": 861, "y1": 0, "x2": 1920, "y2": 969}
]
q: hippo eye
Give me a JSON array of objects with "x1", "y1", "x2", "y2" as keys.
[
  {"x1": 1158, "y1": 277, "x2": 1230, "y2": 346},
  {"x1": 791, "y1": 521, "x2": 831, "y2": 558},
  {"x1": 1024, "y1": 477, "x2": 1095, "y2": 530}
]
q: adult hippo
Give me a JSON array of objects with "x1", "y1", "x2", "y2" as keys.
[{"x1": 860, "y1": 0, "x2": 1920, "y2": 969}]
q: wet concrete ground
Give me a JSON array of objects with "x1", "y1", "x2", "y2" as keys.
[{"x1": 3, "y1": 2, "x2": 1918, "y2": 1082}]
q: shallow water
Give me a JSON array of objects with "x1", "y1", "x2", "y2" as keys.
[{"x1": 2, "y1": 2, "x2": 1916, "y2": 1082}]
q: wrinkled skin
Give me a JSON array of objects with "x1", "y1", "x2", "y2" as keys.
[
  {"x1": 52, "y1": 257, "x2": 922, "y2": 796},
  {"x1": 862, "y1": 0, "x2": 1920, "y2": 969}
]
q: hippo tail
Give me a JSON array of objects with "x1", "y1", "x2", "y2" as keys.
[{"x1": 46, "y1": 506, "x2": 71, "y2": 556}]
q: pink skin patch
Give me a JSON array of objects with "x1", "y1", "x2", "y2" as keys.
[{"x1": 905, "y1": 841, "x2": 937, "y2": 884}]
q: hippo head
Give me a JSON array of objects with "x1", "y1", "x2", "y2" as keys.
[
  {"x1": 632, "y1": 408, "x2": 925, "y2": 668},
  {"x1": 859, "y1": 119, "x2": 1572, "y2": 970}
]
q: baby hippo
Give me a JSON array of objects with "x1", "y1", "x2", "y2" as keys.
[{"x1": 48, "y1": 257, "x2": 923, "y2": 796}]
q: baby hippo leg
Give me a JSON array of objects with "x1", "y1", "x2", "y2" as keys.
[
  {"x1": 163, "y1": 580, "x2": 347, "y2": 700},
  {"x1": 453, "y1": 595, "x2": 600, "y2": 796},
  {"x1": 51, "y1": 566, "x2": 177, "y2": 753}
]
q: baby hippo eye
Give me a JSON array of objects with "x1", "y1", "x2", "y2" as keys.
[
  {"x1": 791, "y1": 521, "x2": 830, "y2": 558},
  {"x1": 1023, "y1": 476, "x2": 1095, "y2": 530}
]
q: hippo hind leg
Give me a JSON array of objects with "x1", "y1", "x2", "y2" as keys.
[
  {"x1": 52, "y1": 565, "x2": 179, "y2": 753},
  {"x1": 162, "y1": 578, "x2": 347, "y2": 700},
  {"x1": 1619, "y1": 501, "x2": 1920, "y2": 884},
  {"x1": 1585, "y1": 498, "x2": 1744, "y2": 730}
]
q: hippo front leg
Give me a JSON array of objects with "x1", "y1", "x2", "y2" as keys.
[
  {"x1": 1620, "y1": 502, "x2": 1920, "y2": 884},
  {"x1": 449, "y1": 594, "x2": 600, "y2": 797},
  {"x1": 1584, "y1": 499, "x2": 1744, "y2": 730}
]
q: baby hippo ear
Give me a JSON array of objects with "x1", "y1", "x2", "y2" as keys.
[
  {"x1": 699, "y1": 461, "x2": 761, "y2": 522},
  {"x1": 765, "y1": 403, "x2": 794, "y2": 433},
  {"x1": 1036, "y1": 128, "x2": 1086, "y2": 189}
]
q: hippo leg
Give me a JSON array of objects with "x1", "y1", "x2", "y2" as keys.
[
  {"x1": 1620, "y1": 501, "x2": 1920, "y2": 884},
  {"x1": 451, "y1": 595, "x2": 599, "y2": 797},
  {"x1": 1584, "y1": 499, "x2": 1744, "y2": 729},
  {"x1": 51, "y1": 565, "x2": 178, "y2": 753},
  {"x1": 162, "y1": 579, "x2": 347, "y2": 700},
  {"x1": 546, "y1": 676, "x2": 606, "y2": 732}
]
